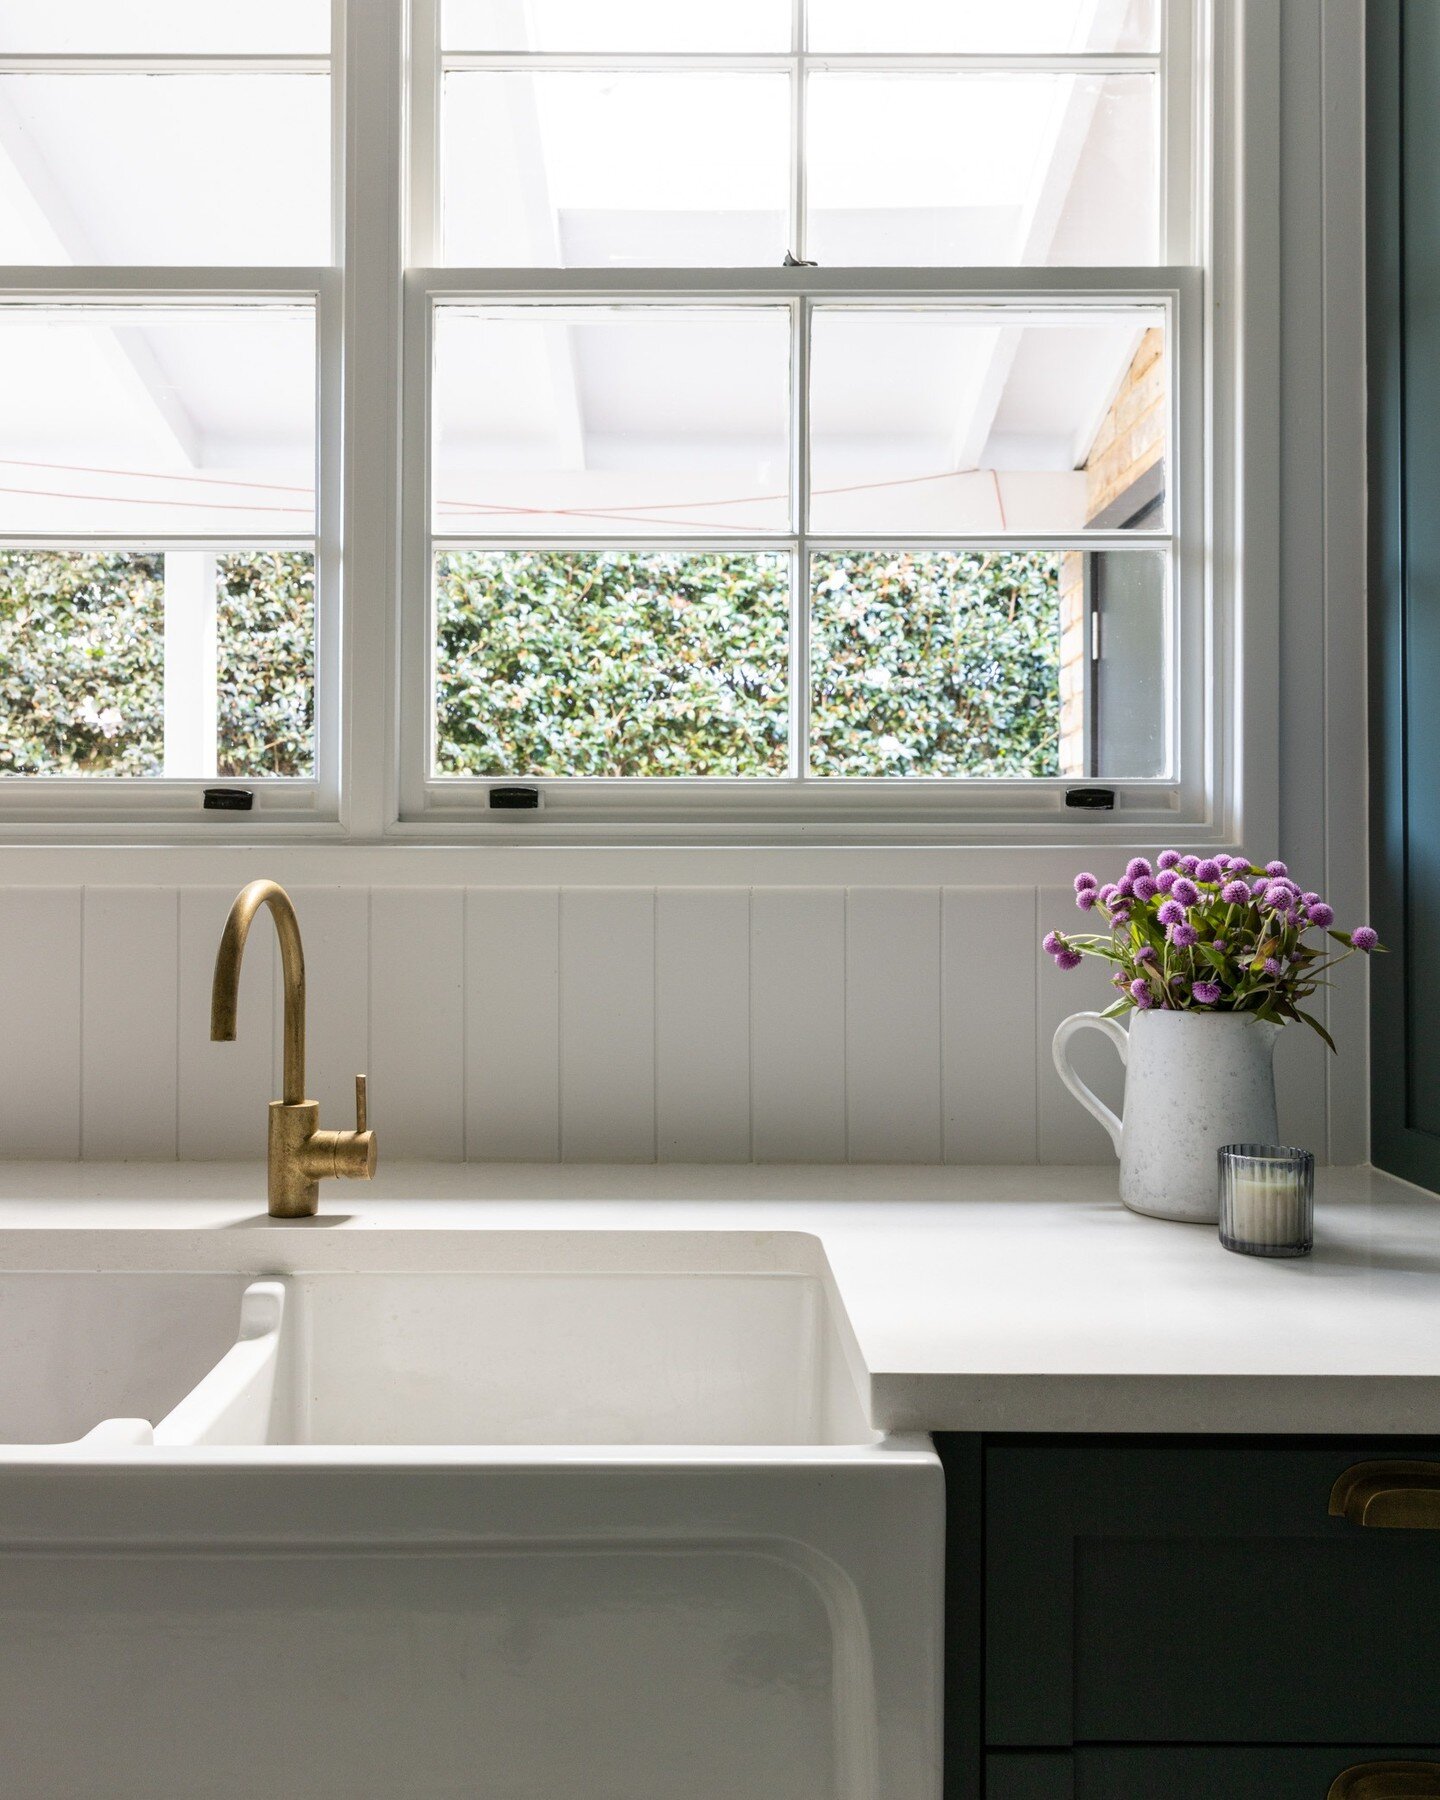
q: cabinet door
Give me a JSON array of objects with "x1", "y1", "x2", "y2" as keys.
[
  {"x1": 986, "y1": 1439, "x2": 1440, "y2": 1747},
  {"x1": 989, "y1": 1750, "x2": 1440, "y2": 1800}
]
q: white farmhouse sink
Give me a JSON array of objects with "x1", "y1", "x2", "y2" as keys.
[
  {"x1": 170, "y1": 1235, "x2": 875, "y2": 1447},
  {"x1": 0, "y1": 1272, "x2": 249, "y2": 1444},
  {"x1": 0, "y1": 1232, "x2": 941, "y2": 1800}
]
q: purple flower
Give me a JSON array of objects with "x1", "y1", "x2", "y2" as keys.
[
  {"x1": 1134, "y1": 944, "x2": 1157, "y2": 963},
  {"x1": 1155, "y1": 869, "x2": 1178, "y2": 893},
  {"x1": 1131, "y1": 984, "x2": 1155, "y2": 1009},
  {"x1": 1042, "y1": 930, "x2": 1065, "y2": 956},
  {"x1": 1171, "y1": 877, "x2": 1200, "y2": 907},
  {"x1": 1076, "y1": 887, "x2": 1097, "y2": 911},
  {"x1": 1157, "y1": 899, "x2": 1186, "y2": 928},
  {"x1": 1265, "y1": 860, "x2": 1289, "y2": 878},
  {"x1": 1128, "y1": 976, "x2": 1152, "y2": 1001},
  {"x1": 1263, "y1": 956, "x2": 1282, "y2": 977},
  {"x1": 1195, "y1": 858, "x2": 1223, "y2": 884},
  {"x1": 1302, "y1": 891, "x2": 1321, "y2": 906},
  {"x1": 1156, "y1": 850, "x2": 1182, "y2": 870},
  {"x1": 1055, "y1": 948, "x2": 1084, "y2": 971},
  {"x1": 1098, "y1": 884, "x2": 1120, "y2": 906},
  {"x1": 1116, "y1": 877, "x2": 1135, "y2": 898},
  {"x1": 1073, "y1": 872, "x2": 1098, "y2": 893},
  {"x1": 1179, "y1": 856, "x2": 1201, "y2": 876},
  {"x1": 1169, "y1": 922, "x2": 1199, "y2": 948},
  {"x1": 1252, "y1": 877, "x2": 1270, "y2": 898},
  {"x1": 1220, "y1": 881, "x2": 1251, "y2": 905},
  {"x1": 1351, "y1": 925, "x2": 1379, "y2": 952},
  {"x1": 1212, "y1": 938, "x2": 1227, "y2": 951},
  {"x1": 1223, "y1": 855, "x2": 1250, "y2": 872},
  {"x1": 1192, "y1": 980, "x2": 1222, "y2": 1005},
  {"x1": 1110, "y1": 908, "x2": 1132, "y2": 929},
  {"x1": 1125, "y1": 857, "x2": 1153, "y2": 881},
  {"x1": 1132, "y1": 875, "x2": 1159, "y2": 902},
  {"x1": 1307, "y1": 901, "x2": 1335, "y2": 929}
]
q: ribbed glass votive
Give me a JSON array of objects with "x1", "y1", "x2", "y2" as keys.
[{"x1": 1218, "y1": 1144, "x2": 1314, "y2": 1257}]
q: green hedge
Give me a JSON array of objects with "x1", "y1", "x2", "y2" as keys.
[
  {"x1": 0, "y1": 547, "x2": 1059, "y2": 780},
  {"x1": 437, "y1": 548, "x2": 1059, "y2": 778}
]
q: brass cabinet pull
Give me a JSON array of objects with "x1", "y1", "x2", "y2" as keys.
[
  {"x1": 1330, "y1": 1461, "x2": 1440, "y2": 1529},
  {"x1": 1328, "y1": 1764, "x2": 1440, "y2": 1800}
]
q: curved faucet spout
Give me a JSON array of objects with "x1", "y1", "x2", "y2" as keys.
[{"x1": 210, "y1": 879, "x2": 307, "y2": 1106}]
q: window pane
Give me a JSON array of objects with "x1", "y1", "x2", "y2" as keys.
[
  {"x1": 435, "y1": 551, "x2": 790, "y2": 777},
  {"x1": 442, "y1": 72, "x2": 788, "y2": 266},
  {"x1": 0, "y1": 551, "x2": 163, "y2": 776},
  {"x1": 0, "y1": 303, "x2": 317, "y2": 535},
  {"x1": 0, "y1": 549, "x2": 315, "y2": 779},
  {"x1": 809, "y1": 550, "x2": 1061, "y2": 777},
  {"x1": 805, "y1": 0, "x2": 1160, "y2": 52},
  {"x1": 809, "y1": 309, "x2": 1165, "y2": 535},
  {"x1": 443, "y1": 0, "x2": 789, "y2": 50},
  {"x1": 0, "y1": 2, "x2": 330, "y2": 52},
  {"x1": 217, "y1": 552, "x2": 315, "y2": 779},
  {"x1": 433, "y1": 306, "x2": 791, "y2": 536},
  {"x1": 806, "y1": 73, "x2": 1157, "y2": 266},
  {"x1": 1059, "y1": 547, "x2": 1167, "y2": 778},
  {"x1": 0, "y1": 75, "x2": 329, "y2": 264}
]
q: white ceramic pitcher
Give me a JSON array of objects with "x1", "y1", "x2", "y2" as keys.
[{"x1": 1052, "y1": 1009, "x2": 1281, "y2": 1222}]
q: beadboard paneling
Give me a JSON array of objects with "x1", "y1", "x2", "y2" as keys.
[
  {"x1": 369, "y1": 887, "x2": 465, "y2": 1161},
  {"x1": 0, "y1": 888, "x2": 82, "y2": 1159},
  {"x1": 655, "y1": 887, "x2": 752, "y2": 1162},
  {"x1": 845, "y1": 887, "x2": 943, "y2": 1163},
  {"x1": 0, "y1": 879, "x2": 1338, "y2": 1168},
  {"x1": 558, "y1": 887, "x2": 656, "y2": 1162},
  {"x1": 942, "y1": 886, "x2": 1038, "y2": 1164},
  {"x1": 81, "y1": 886, "x2": 178, "y2": 1159},
  {"x1": 750, "y1": 887, "x2": 848, "y2": 1162},
  {"x1": 465, "y1": 886, "x2": 561, "y2": 1162}
]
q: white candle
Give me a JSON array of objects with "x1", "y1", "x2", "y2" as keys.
[{"x1": 1220, "y1": 1148, "x2": 1313, "y2": 1253}]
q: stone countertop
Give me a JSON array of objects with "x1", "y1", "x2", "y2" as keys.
[{"x1": 0, "y1": 1160, "x2": 1435, "y2": 1435}]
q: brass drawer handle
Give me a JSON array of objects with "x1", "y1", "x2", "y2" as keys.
[
  {"x1": 1328, "y1": 1764, "x2": 1440, "y2": 1800},
  {"x1": 1330, "y1": 1461, "x2": 1440, "y2": 1529}
]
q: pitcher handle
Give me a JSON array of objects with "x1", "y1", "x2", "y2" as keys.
[{"x1": 1052, "y1": 1011, "x2": 1128, "y2": 1153}]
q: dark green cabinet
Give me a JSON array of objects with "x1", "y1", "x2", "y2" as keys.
[
  {"x1": 988, "y1": 1749, "x2": 1440, "y2": 1800},
  {"x1": 938, "y1": 1436, "x2": 1440, "y2": 1800}
]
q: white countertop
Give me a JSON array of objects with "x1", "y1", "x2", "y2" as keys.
[{"x1": 0, "y1": 1160, "x2": 1436, "y2": 1435}]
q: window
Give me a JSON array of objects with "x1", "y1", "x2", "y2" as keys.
[
  {"x1": 0, "y1": 2, "x2": 336, "y2": 819},
  {"x1": 0, "y1": 2, "x2": 1256, "y2": 842},
  {"x1": 406, "y1": 0, "x2": 1203, "y2": 834}
]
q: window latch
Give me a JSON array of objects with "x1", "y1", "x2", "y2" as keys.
[{"x1": 783, "y1": 250, "x2": 817, "y2": 267}]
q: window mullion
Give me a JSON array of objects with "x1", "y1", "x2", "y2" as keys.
[{"x1": 161, "y1": 550, "x2": 217, "y2": 779}]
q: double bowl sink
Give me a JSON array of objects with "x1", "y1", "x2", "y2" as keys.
[{"x1": 0, "y1": 1231, "x2": 942, "y2": 1799}]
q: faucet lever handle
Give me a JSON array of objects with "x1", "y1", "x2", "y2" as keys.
[{"x1": 355, "y1": 1073, "x2": 368, "y2": 1134}]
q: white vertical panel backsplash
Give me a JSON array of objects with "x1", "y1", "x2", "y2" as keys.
[
  {"x1": 369, "y1": 887, "x2": 465, "y2": 1160},
  {"x1": 0, "y1": 878, "x2": 1335, "y2": 1166},
  {"x1": 0, "y1": 888, "x2": 82, "y2": 1158},
  {"x1": 558, "y1": 888, "x2": 656, "y2": 1162},
  {"x1": 655, "y1": 888, "x2": 751, "y2": 1162},
  {"x1": 80, "y1": 886, "x2": 179, "y2": 1159},
  {"x1": 942, "y1": 887, "x2": 1038, "y2": 1163},
  {"x1": 465, "y1": 887, "x2": 561, "y2": 1162},
  {"x1": 176, "y1": 887, "x2": 274, "y2": 1160},
  {"x1": 844, "y1": 888, "x2": 943, "y2": 1163},
  {"x1": 750, "y1": 887, "x2": 848, "y2": 1162}
]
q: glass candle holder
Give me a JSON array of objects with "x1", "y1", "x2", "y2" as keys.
[{"x1": 1218, "y1": 1144, "x2": 1315, "y2": 1257}]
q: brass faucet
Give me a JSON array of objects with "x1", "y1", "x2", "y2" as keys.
[{"x1": 210, "y1": 879, "x2": 377, "y2": 1218}]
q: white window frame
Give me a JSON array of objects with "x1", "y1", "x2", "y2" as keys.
[
  {"x1": 0, "y1": 0, "x2": 1284, "y2": 855},
  {"x1": 0, "y1": 35, "x2": 344, "y2": 835}
]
